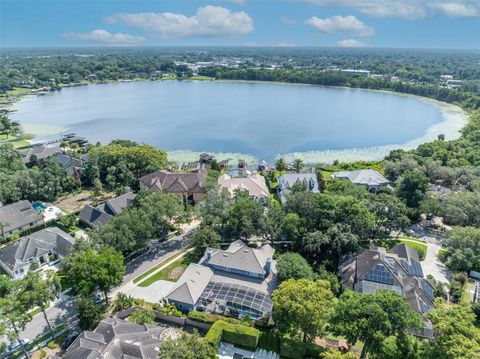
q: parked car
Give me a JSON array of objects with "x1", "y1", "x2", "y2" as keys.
[
  {"x1": 5, "y1": 339, "x2": 30, "y2": 354},
  {"x1": 61, "y1": 331, "x2": 79, "y2": 349}
]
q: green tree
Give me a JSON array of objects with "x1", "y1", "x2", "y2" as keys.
[
  {"x1": 114, "y1": 292, "x2": 135, "y2": 311},
  {"x1": 396, "y1": 169, "x2": 429, "y2": 207},
  {"x1": 425, "y1": 299, "x2": 480, "y2": 359},
  {"x1": 60, "y1": 247, "x2": 125, "y2": 304},
  {"x1": 330, "y1": 290, "x2": 421, "y2": 359},
  {"x1": 292, "y1": 158, "x2": 304, "y2": 173},
  {"x1": 19, "y1": 271, "x2": 61, "y2": 339},
  {"x1": 76, "y1": 295, "x2": 105, "y2": 330},
  {"x1": 321, "y1": 350, "x2": 358, "y2": 359},
  {"x1": 260, "y1": 202, "x2": 285, "y2": 245},
  {"x1": 158, "y1": 331, "x2": 213, "y2": 359},
  {"x1": 443, "y1": 226, "x2": 480, "y2": 272},
  {"x1": 275, "y1": 157, "x2": 287, "y2": 172},
  {"x1": 441, "y1": 191, "x2": 480, "y2": 227},
  {"x1": 272, "y1": 279, "x2": 334, "y2": 343},
  {"x1": 190, "y1": 226, "x2": 221, "y2": 258},
  {"x1": 276, "y1": 253, "x2": 314, "y2": 282},
  {"x1": 129, "y1": 308, "x2": 156, "y2": 325}
]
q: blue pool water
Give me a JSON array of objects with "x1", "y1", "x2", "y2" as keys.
[{"x1": 32, "y1": 201, "x2": 49, "y2": 213}]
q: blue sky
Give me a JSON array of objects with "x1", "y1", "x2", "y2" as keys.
[{"x1": 1, "y1": 0, "x2": 479, "y2": 49}]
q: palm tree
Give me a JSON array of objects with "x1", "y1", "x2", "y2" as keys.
[
  {"x1": 275, "y1": 157, "x2": 287, "y2": 172},
  {"x1": 292, "y1": 158, "x2": 304, "y2": 173},
  {"x1": 19, "y1": 270, "x2": 61, "y2": 339}
]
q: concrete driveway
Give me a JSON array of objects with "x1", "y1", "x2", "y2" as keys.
[
  {"x1": 422, "y1": 240, "x2": 451, "y2": 284},
  {"x1": 121, "y1": 280, "x2": 176, "y2": 303}
]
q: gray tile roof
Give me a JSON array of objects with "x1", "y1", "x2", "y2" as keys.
[
  {"x1": 0, "y1": 200, "x2": 43, "y2": 235},
  {"x1": 22, "y1": 145, "x2": 63, "y2": 164},
  {"x1": 201, "y1": 240, "x2": 274, "y2": 276},
  {"x1": 166, "y1": 263, "x2": 214, "y2": 305},
  {"x1": 277, "y1": 173, "x2": 319, "y2": 204},
  {"x1": 139, "y1": 170, "x2": 207, "y2": 194},
  {"x1": 79, "y1": 192, "x2": 135, "y2": 227},
  {"x1": 62, "y1": 318, "x2": 166, "y2": 359},
  {"x1": 332, "y1": 169, "x2": 389, "y2": 187},
  {"x1": 0, "y1": 226, "x2": 75, "y2": 273}
]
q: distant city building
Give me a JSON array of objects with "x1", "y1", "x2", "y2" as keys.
[
  {"x1": 0, "y1": 200, "x2": 43, "y2": 238},
  {"x1": 139, "y1": 170, "x2": 208, "y2": 204},
  {"x1": 0, "y1": 227, "x2": 75, "y2": 279},
  {"x1": 341, "y1": 69, "x2": 371, "y2": 77},
  {"x1": 332, "y1": 169, "x2": 390, "y2": 193},
  {"x1": 277, "y1": 173, "x2": 319, "y2": 204}
]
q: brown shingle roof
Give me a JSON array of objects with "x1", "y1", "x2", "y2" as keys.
[{"x1": 139, "y1": 170, "x2": 207, "y2": 194}]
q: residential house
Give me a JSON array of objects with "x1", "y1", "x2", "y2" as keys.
[
  {"x1": 139, "y1": 169, "x2": 207, "y2": 204},
  {"x1": 0, "y1": 227, "x2": 75, "y2": 279},
  {"x1": 218, "y1": 172, "x2": 269, "y2": 202},
  {"x1": 277, "y1": 173, "x2": 319, "y2": 204},
  {"x1": 22, "y1": 145, "x2": 63, "y2": 165},
  {"x1": 166, "y1": 240, "x2": 276, "y2": 320},
  {"x1": 54, "y1": 153, "x2": 85, "y2": 180},
  {"x1": 0, "y1": 200, "x2": 43, "y2": 238},
  {"x1": 79, "y1": 191, "x2": 136, "y2": 228},
  {"x1": 49, "y1": 318, "x2": 168, "y2": 359},
  {"x1": 332, "y1": 169, "x2": 390, "y2": 193},
  {"x1": 339, "y1": 244, "x2": 435, "y2": 338}
]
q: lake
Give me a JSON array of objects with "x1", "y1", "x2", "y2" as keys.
[{"x1": 11, "y1": 80, "x2": 467, "y2": 163}]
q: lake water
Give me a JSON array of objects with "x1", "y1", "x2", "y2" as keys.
[{"x1": 11, "y1": 80, "x2": 467, "y2": 162}]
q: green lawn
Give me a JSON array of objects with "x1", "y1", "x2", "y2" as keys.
[
  {"x1": 137, "y1": 252, "x2": 195, "y2": 287},
  {"x1": 132, "y1": 247, "x2": 191, "y2": 284},
  {"x1": 189, "y1": 75, "x2": 214, "y2": 81},
  {"x1": 375, "y1": 237, "x2": 428, "y2": 260}
]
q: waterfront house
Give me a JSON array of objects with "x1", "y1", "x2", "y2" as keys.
[
  {"x1": 218, "y1": 173, "x2": 269, "y2": 201},
  {"x1": 0, "y1": 200, "x2": 43, "y2": 238},
  {"x1": 332, "y1": 169, "x2": 389, "y2": 193},
  {"x1": 79, "y1": 191, "x2": 136, "y2": 228},
  {"x1": 22, "y1": 145, "x2": 63, "y2": 165},
  {"x1": 277, "y1": 173, "x2": 319, "y2": 204},
  {"x1": 0, "y1": 227, "x2": 75, "y2": 279},
  {"x1": 54, "y1": 153, "x2": 85, "y2": 180},
  {"x1": 139, "y1": 169, "x2": 207, "y2": 204}
]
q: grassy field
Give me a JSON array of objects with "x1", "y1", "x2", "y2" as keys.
[
  {"x1": 375, "y1": 237, "x2": 428, "y2": 260},
  {"x1": 132, "y1": 246, "x2": 191, "y2": 284},
  {"x1": 189, "y1": 75, "x2": 214, "y2": 81},
  {"x1": 137, "y1": 251, "x2": 195, "y2": 287}
]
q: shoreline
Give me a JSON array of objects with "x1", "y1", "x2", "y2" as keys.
[{"x1": 4, "y1": 78, "x2": 470, "y2": 164}]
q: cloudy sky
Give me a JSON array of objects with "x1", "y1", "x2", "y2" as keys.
[{"x1": 1, "y1": 0, "x2": 479, "y2": 48}]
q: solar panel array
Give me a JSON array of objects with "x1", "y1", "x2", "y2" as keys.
[
  {"x1": 401, "y1": 259, "x2": 424, "y2": 277},
  {"x1": 198, "y1": 281, "x2": 273, "y2": 318},
  {"x1": 418, "y1": 298, "x2": 430, "y2": 314},
  {"x1": 421, "y1": 280, "x2": 435, "y2": 301},
  {"x1": 360, "y1": 280, "x2": 402, "y2": 294},
  {"x1": 364, "y1": 264, "x2": 395, "y2": 285}
]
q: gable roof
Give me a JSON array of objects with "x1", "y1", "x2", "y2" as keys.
[
  {"x1": 139, "y1": 170, "x2": 207, "y2": 194},
  {"x1": 218, "y1": 173, "x2": 269, "y2": 198},
  {"x1": 202, "y1": 240, "x2": 274, "y2": 276},
  {"x1": 79, "y1": 192, "x2": 135, "y2": 228},
  {"x1": 277, "y1": 173, "x2": 319, "y2": 204},
  {"x1": 0, "y1": 200, "x2": 43, "y2": 234},
  {"x1": 61, "y1": 318, "x2": 166, "y2": 359},
  {"x1": 0, "y1": 227, "x2": 75, "y2": 272},
  {"x1": 22, "y1": 145, "x2": 63, "y2": 164},
  {"x1": 332, "y1": 169, "x2": 389, "y2": 186},
  {"x1": 166, "y1": 263, "x2": 213, "y2": 305}
]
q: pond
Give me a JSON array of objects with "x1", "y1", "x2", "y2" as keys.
[{"x1": 11, "y1": 80, "x2": 467, "y2": 162}]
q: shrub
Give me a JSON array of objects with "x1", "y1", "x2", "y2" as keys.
[
  {"x1": 159, "y1": 304, "x2": 183, "y2": 317},
  {"x1": 48, "y1": 253, "x2": 57, "y2": 262},
  {"x1": 129, "y1": 308, "x2": 156, "y2": 325},
  {"x1": 280, "y1": 337, "x2": 306, "y2": 359},
  {"x1": 258, "y1": 330, "x2": 281, "y2": 353},
  {"x1": 38, "y1": 349, "x2": 47, "y2": 358},
  {"x1": 205, "y1": 320, "x2": 260, "y2": 350},
  {"x1": 30, "y1": 262, "x2": 39, "y2": 270},
  {"x1": 205, "y1": 320, "x2": 225, "y2": 349}
]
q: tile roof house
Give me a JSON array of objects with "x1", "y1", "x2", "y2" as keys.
[
  {"x1": 79, "y1": 192, "x2": 136, "y2": 228},
  {"x1": 166, "y1": 241, "x2": 276, "y2": 319},
  {"x1": 0, "y1": 200, "x2": 43, "y2": 238},
  {"x1": 55, "y1": 153, "x2": 85, "y2": 180},
  {"x1": 332, "y1": 169, "x2": 390, "y2": 193},
  {"x1": 339, "y1": 244, "x2": 435, "y2": 338},
  {"x1": 139, "y1": 170, "x2": 207, "y2": 204},
  {"x1": 277, "y1": 173, "x2": 319, "y2": 204},
  {"x1": 0, "y1": 227, "x2": 75, "y2": 279},
  {"x1": 22, "y1": 145, "x2": 63, "y2": 165},
  {"x1": 218, "y1": 173, "x2": 269, "y2": 201},
  {"x1": 51, "y1": 318, "x2": 168, "y2": 359}
]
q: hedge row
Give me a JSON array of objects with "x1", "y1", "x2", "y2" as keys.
[
  {"x1": 187, "y1": 310, "x2": 245, "y2": 325},
  {"x1": 205, "y1": 320, "x2": 259, "y2": 350},
  {"x1": 258, "y1": 330, "x2": 325, "y2": 359}
]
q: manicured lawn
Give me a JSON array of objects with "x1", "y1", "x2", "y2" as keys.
[
  {"x1": 137, "y1": 252, "x2": 195, "y2": 287},
  {"x1": 189, "y1": 75, "x2": 214, "y2": 81},
  {"x1": 132, "y1": 246, "x2": 191, "y2": 284},
  {"x1": 376, "y1": 237, "x2": 428, "y2": 260}
]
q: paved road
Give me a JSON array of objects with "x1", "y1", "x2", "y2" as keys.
[{"x1": 14, "y1": 226, "x2": 194, "y2": 344}]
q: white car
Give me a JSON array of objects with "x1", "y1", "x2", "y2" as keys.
[{"x1": 5, "y1": 338, "x2": 30, "y2": 354}]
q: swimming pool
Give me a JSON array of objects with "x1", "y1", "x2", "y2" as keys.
[{"x1": 32, "y1": 201, "x2": 50, "y2": 213}]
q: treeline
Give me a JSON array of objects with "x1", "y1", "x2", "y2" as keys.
[{"x1": 199, "y1": 67, "x2": 480, "y2": 110}]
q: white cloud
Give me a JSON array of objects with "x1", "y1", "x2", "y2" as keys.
[
  {"x1": 429, "y1": 2, "x2": 478, "y2": 17},
  {"x1": 62, "y1": 29, "x2": 145, "y2": 45},
  {"x1": 104, "y1": 6, "x2": 254, "y2": 39},
  {"x1": 337, "y1": 39, "x2": 367, "y2": 47},
  {"x1": 300, "y1": 0, "x2": 479, "y2": 19},
  {"x1": 281, "y1": 16, "x2": 297, "y2": 25},
  {"x1": 305, "y1": 15, "x2": 374, "y2": 36}
]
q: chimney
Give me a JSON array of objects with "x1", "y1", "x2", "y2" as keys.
[
  {"x1": 265, "y1": 258, "x2": 272, "y2": 274},
  {"x1": 206, "y1": 249, "x2": 213, "y2": 261}
]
